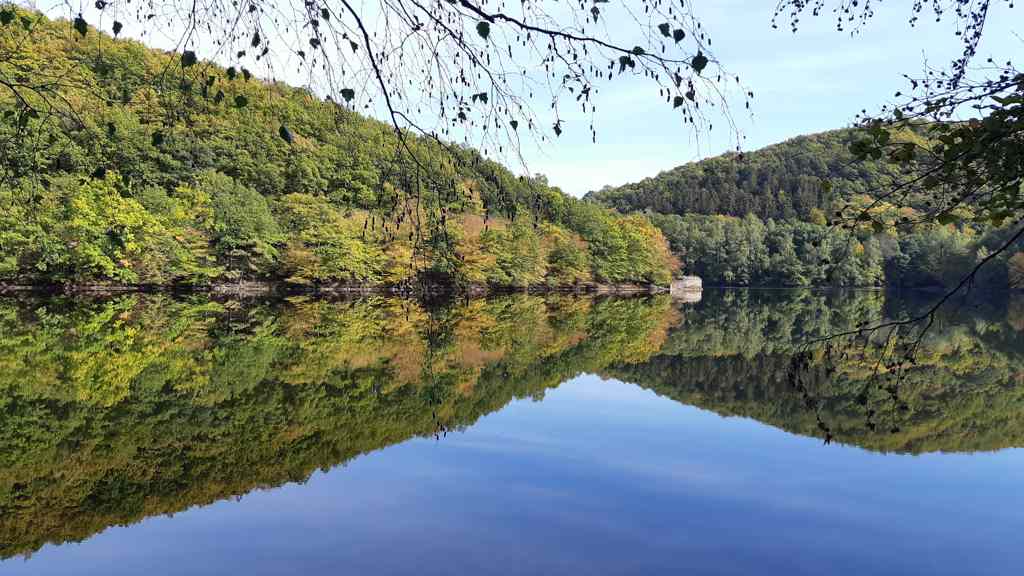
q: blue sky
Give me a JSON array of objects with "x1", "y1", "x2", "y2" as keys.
[{"x1": 520, "y1": 1, "x2": 1021, "y2": 196}]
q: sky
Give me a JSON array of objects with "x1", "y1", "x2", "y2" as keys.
[
  {"x1": 37, "y1": 0, "x2": 1022, "y2": 197},
  {"x1": 519, "y1": 0, "x2": 1022, "y2": 196}
]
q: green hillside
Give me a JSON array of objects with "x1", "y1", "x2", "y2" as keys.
[
  {"x1": 586, "y1": 128, "x2": 907, "y2": 221},
  {"x1": 587, "y1": 130, "x2": 1024, "y2": 289},
  {"x1": 0, "y1": 10, "x2": 675, "y2": 290}
]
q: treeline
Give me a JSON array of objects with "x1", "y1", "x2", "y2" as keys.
[
  {"x1": 586, "y1": 128, "x2": 914, "y2": 221},
  {"x1": 0, "y1": 293, "x2": 677, "y2": 558},
  {"x1": 649, "y1": 211, "x2": 1024, "y2": 288},
  {"x1": 0, "y1": 10, "x2": 675, "y2": 288}
]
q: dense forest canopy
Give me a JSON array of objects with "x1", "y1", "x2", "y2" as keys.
[
  {"x1": 587, "y1": 128, "x2": 924, "y2": 221},
  {"x1": 0, "y1": 2, "x2": 1017, "y2": 292},
  {"x1": 769, "y1": 0, "x2": 1023, "y2": 299},
  {"x1": 0, "y1": 10, "x2": 677, "y2": 288},
  {"x1": 0, "y1": 0, "x2": 1019, "y2": 564},
  {"x1": 772, "y1": 0, "x2": 1022, "y2": 230},
  {"x1": 2, "y1": 289, "x2": 1022, "y2": 557}
]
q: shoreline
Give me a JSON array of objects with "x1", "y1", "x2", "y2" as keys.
[{"x1": 0, "y1": 281, "x2": 670, "y2": 298}]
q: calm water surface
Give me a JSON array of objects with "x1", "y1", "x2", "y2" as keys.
[{"x1": 1, "y1": 290, "x2": 1022, "y2": 574}]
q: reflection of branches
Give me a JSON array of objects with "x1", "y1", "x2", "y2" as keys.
[
  {"x1": 815, "y1": 78, "x2": 1023, "y2": 347},
  {"x1": 793, "y1": 224, "x2": 1024, "y2": 445}
]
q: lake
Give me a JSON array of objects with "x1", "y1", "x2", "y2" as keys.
[{"x1": 1, "y1": 290, "x2": 1022, "y2": 575}]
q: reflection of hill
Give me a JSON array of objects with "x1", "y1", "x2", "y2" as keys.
[
  {"x1": 606, "y1": 290, "x2": 1024, "y2": 455},
  {"x1": 0, "y1": 295, "x2": 677, "y2": 559}
]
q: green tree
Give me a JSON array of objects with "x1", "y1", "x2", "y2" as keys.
[{"x1": 200, "y1": 170, "x2": 282, "y2": 276}]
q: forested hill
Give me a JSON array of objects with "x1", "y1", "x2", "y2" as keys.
[
  {"x1": 0, "y1": 10, "x2": 675, "y2": 289},
  {"x1": 586, "y1": 128, "x2": 1024, "y2": 289},
  {"x1": 585, "y1": 128, "x2": 904, "y2": 222}
]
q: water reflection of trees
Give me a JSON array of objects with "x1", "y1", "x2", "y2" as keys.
[
  {"x1": 1, "y1": 290, "x2": 1022, "y2": 559},
  {"x1": 607, "y1": 290, "x2": 1024, "y2": 455},
  {"x1": 0, "y1": 294, "x2": 677, "y2": 558}
]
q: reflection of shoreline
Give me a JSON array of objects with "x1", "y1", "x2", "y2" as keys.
[{"x1": 1, "y1": 291, "x2": 1021, "y2": 559}]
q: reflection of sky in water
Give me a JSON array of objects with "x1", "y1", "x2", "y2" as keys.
[{"x1": 8, "y1": 375, "x2": 1023, "y2": 575}]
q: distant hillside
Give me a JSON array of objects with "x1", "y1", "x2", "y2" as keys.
[
  {"x1": 585, "y1": 128, "x2": 911, "y2": 222},
  {"x1": 0, "y1": 10, "x2": 675, "y2": 289},
  {"x1": 586, "y1": 129, "x2": 1024, "y2": 289}
]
